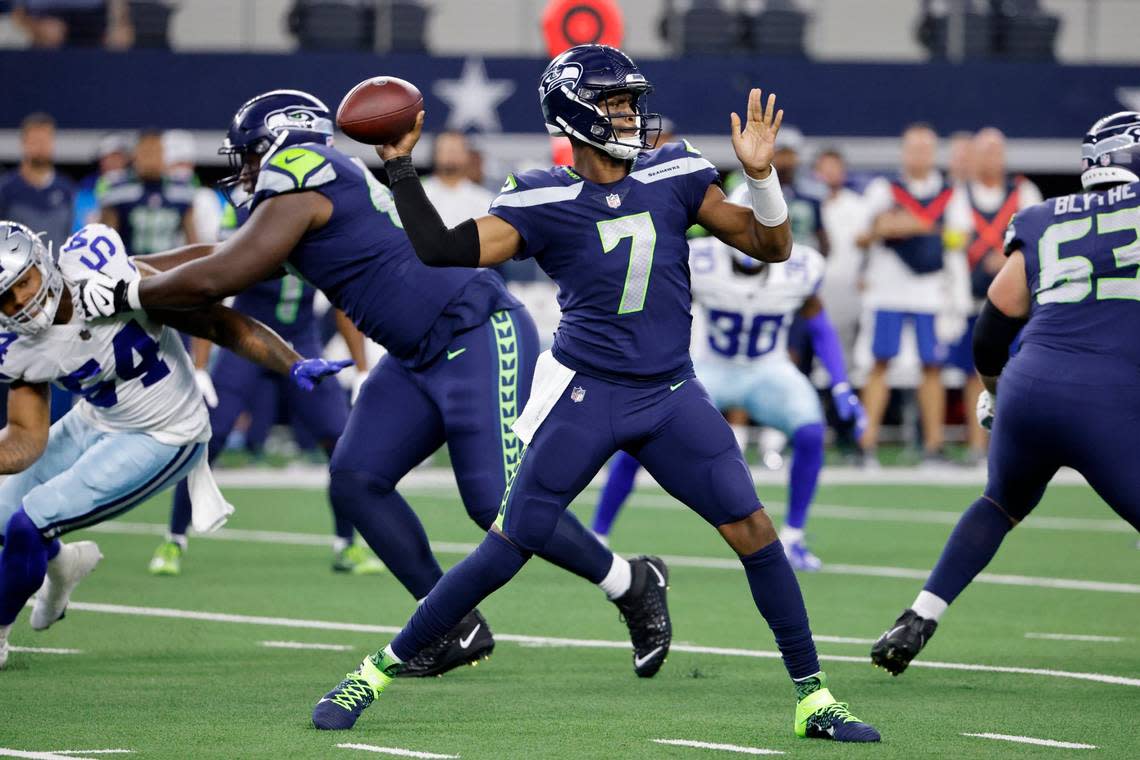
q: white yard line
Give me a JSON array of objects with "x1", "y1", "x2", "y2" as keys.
[
  {"x1": 9, "y1": 646, "x2": 82, "y2": 655},
  {"x1": 336, "y1": 743, "x2": 459, "y2": 759},
  {"x1": 651, "y1": 739, "x2": 784, "y2": 755},
  {"x1": 87, "y1": 522, "x2": 1140, "y2": 596},
  {"x1": 962, "y1": 733, "x2": 1097, "y2": 749},
  {"x1": 60, "y1": 601, "x2": 1140, "y2": 688},
  {"x1": 260, "y1": 640, "x2": 355, "y2": 652},
  {"x1": 0, "y1": 752, "x2": 112, "y2": 760},
  {"x1": 1025, "y1": 633, "x2": 1125, "y2": 643},
  {"x1": 213, "y1": 464, "x2": 1093, "y2": 489},
  {"x1": 49, "y1": 753, "x2": 133, "y2": 757}
]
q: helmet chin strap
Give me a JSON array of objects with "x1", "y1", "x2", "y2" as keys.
[{"x1": 1080, "y1": 165, "x2": 1140, "y2": 190}]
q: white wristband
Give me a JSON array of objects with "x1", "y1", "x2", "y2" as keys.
[
  {"x1": 744, "y1": 168, "x2": 788, "y2": 227},
  {"x1": 126, "y1": 279, "x2": 142, "y2": 311}
]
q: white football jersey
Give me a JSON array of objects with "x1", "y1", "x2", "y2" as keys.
[
  {"x1": 0, "y1": 224, "x2": 209, "y2": 446},
  {"x1": 689, "y1": 238, "x2": 825, "y2": 366}
]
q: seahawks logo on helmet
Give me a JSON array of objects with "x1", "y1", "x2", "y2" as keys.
[
  {"x1": 540, "y1": 63, "x2": 583, "y2": 96},
  {"x1": 265, "y1": 107, "x2": 334, "y2": 136}
]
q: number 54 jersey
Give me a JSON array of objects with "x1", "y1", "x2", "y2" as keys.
[
  {"x1": 689, "y1": 237, "x2": 825, "y2": 367},
  {"x1": 490, "y1": 141, "x2": 719, "y2": 383},
  {"x1": 0, "y1": 226, "x2": 208, "y2": 446}
]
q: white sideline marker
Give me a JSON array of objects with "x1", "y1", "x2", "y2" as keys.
[
  {"x1": 0, "y1": 752, "x2": 130, "y2": 760},
  {"x1": 89, "y1": 521, "x2": 1140, "y2": 596},
  {"x1": 651, "y1": 739, "x2": 784, "y2": 755},
  {"x1": 336, "y1": 743, "x2": 459, "y2": 759},
  {"x1": 260, "y1": 640, "x2": 355, "y2": 652},
  {"x1": 59, "y1": 601, "x2": 1140, "y2": 688},
  {"x1": 1025, "y1": 632, "x2": 1125, "y2": 643},
  {"x1": 9, "y1": 646, "x2": 82, "y2": 655},
  {"x1": 962, "y1": 733, "x2": 1098, "y2": 750}
]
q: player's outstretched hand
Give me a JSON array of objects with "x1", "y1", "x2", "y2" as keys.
[
  {"x1": 730, "y1": 88, "x2": 783, "y2": 180},
  {"x1": 376, "y1": 111, "x2": 425, "y2": 163},
  {"x1": 290, "y1": 358, "x2": 354, "y2": 391}
]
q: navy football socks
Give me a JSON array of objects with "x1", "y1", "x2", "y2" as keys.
[
  {"x1": 391, "y1": 530, "x2": 530, "y2": 661},
  {"x1": 740, "y1": 540, "x2": 820, "y2": 680},
  {"x1": 591, "y1": 452, "x2": 641, "y2": 536},
  {"x1": 329, "y1": 470, "x2": 444, "y2": 599},
  {"x1": 538, "y1": 511, "x2": 614, "y2": 584},
  {"x1": 923, "y1": 497, "x2": 1012, "y2": 606},
  {"x1": 0, "y1": 510, "x2": 50, "y2": 626},
  {"x1": 786, "y1": 423, "x2": 825, "y2": 530}
]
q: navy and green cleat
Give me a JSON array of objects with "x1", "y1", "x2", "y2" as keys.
[
  {"x1": 870, "y1": 608, "x2": 938, "y2": 676},
  {"x1": 313, "y1": 650, "x2": 401, "y2": 730},
  {"x1": 148, "y1": 541, "x2": 182, "y2": 576},
  {"x1": 331, "y1": 544, "x2": 387, "y2": 575},
  {"x1": 794, "y1": 673, "x2": 881, "y2": 742}
]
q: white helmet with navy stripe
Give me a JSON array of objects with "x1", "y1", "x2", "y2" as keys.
[
  {"x1": 1081, "y1": 111, "x2": 1140, "y2": 190},
  {"x1": 0, "y1": 221, "x2": 64, "y2": 335}
]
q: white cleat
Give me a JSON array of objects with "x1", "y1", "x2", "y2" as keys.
[
  {"x1": 31, "y1": 541, "x2": 103, "y2": 631},
  {"x1": 0, "y1": 623, "x2": 10, "y2": 669}
]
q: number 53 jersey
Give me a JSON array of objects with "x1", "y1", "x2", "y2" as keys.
[
  {"x1": 0, "y1": 225, "x2": 208, "y2": 446},
  {"x1": 490, "y1": 141, "x2": 719, "y2": 383}
]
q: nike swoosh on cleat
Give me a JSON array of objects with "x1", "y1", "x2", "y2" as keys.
[
  {"x1": 634, "y1": 646, "x2": 664, "y2": 668},
  {"x1": 318, "y1": 698, "x2": 333, "y2": 705},
  {"x1": 647, "y1": 563, "x2": 666, "y2": 588},
  {"x1": 459, "y1": 624, "x2": 482, "y2": 649}
]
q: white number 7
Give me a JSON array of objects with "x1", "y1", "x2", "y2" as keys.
[{"x1": 597, "y1": 212, "x2": 657, "y2": 315}]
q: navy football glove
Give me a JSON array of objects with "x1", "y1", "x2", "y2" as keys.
[{"x1": 290, "y1": 358, "x2": 353, "y2": 391}]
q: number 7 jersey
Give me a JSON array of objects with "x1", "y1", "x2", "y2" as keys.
[{"x1": 490, "y1": 141, "x2": 719, "y2": 382}]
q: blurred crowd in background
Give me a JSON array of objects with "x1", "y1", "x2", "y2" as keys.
[{"x1": 0, "y1": 100, "x2": 1050, "y2": 469}]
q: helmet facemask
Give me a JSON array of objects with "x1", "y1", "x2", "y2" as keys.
[
  {"x1": 0, "y1": 223, "x2": 64, "y2": 335},
  {"x1": 558, "y1": 84, "x2": 661, "y2": 161}
]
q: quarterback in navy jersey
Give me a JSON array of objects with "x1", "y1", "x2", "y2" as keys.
[
  {"x1": 149, "y1": 202, "x2": 380, "y2": 577},
  {"x1": 79, "y1": 89, "x2": 655, "y2": 679},
  {"x1": 309, "y1": 45, "x2": 880, "y2": 742},
  {"x1": 872, "y1": 112, "x2": 1140, "y2": 676}
]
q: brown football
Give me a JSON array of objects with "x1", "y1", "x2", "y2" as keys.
[{"x1": 336, "y1": 76, "x2": 424, "y2": 146}]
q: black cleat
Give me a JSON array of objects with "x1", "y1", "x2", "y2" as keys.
[
  {"x1": 613, "y1": 555, "x2": 672, "y2": 678},
  {"x1": 395, "y1": 609, "x2": 494, "y2": 678},
  {"x1": 871, "y1": 608, "x2": 938, "y2": 676}
]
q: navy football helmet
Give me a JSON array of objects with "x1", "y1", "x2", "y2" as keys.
[
  {"x1": 1081, "y1": 111, "x2": 1140, "y2": 190},
  {"x1": 539, "y1": 44, "x2": 660, "y2": 161},
  {"x1": 218, "y1": 89, "x2": 334, "y2": 197},
  {"x1": 0, "y1": 221, "x2": 64, "y2": 335}
]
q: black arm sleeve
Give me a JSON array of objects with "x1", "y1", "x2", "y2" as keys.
[
  {"x1": 385, "y1": 156, "x2": 480, "y2": 268},
  {"x1": 973, "y1": 297, "x2": 1028, "y2": 376}
]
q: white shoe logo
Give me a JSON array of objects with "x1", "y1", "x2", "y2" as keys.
[
  {"x1": 318, "y1": 698, "x2": 333, "y2": 705},
  {"x1": 459, "y1": 624, "x2": 482, "y2": 649},
  {"x1": 634, "y1": 646, "x2": 663, "y2": 669},
  {"x1": 646, "y1": 563, "x2": 666, "y2": 588}
]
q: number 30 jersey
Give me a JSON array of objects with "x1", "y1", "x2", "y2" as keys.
[
  {"x1": 490, "y1": 141, "x2": 719, "y2": 383},
  {"x1": 689, "y1": 238, "x2": 825, "y2": 367},
  {"x1": 0, "y1": 225, "x2": 208, "y2": 446},
  {"x1": 1005, "y1": 180, "x2": 1140, "y2": 381}
]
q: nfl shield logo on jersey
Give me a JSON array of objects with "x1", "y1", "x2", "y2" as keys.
[
  {"x1": 606, "y1": 193, "x2": 622, "y2": 209},
  {"x1": 570, "y1": 386, "x2": 586, "y2": 403}
]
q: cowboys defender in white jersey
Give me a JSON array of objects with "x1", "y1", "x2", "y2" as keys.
[
  {"x1": 593, "y1": 232, "x2": 865, "y2": 569},
  {"x1": 0, "y1": 222, "x2": 347, "y2": 669}
]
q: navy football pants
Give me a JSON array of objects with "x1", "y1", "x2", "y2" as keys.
[
  {"x1": 499, "y1": 374, "x2": 762, "y2": 553},
  {"x1": 986, "y1": 362, "x2": 1140, "y2": 530}
]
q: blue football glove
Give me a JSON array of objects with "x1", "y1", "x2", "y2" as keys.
[
  {"x1": 831, "y1": 382, "x2": 867, "y2": 441},
  {"x1": 290, "y1": 358, "x2": 353, "y2": 391}
]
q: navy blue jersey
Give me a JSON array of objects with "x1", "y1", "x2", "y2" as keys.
[
  {"x1": 0, "y1": 169, "x2": 75, "y2": 249},
  {"x1": 100, "y1": 173, "x2": 194, "y2": 254},
  {"x1": 1005, "y1": 181, "x2": 1140, "y2": 381},
  {"x1": 490, "y1": 141, "x2": 719, "y2": 383},
  {"x1": 248, "y1": 142, "x2": 516, "y2": 366},
  {"x1": 785, "y1": 184, "x2": 824, "y2": 249}
]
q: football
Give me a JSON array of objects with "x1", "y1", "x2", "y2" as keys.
[{"x1": 336, "y1": 76, "x2": 424, "y2": 146}]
